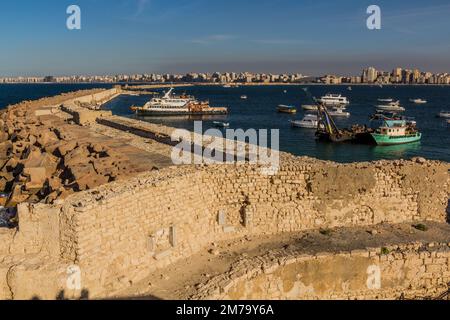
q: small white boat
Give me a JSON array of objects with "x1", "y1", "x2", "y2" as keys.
[
  {"x1": 438, "y1": 111, "x2": 450, "y2": 118},
  {"x1": 328, "y1": 108, "x2": 350, "y2": 117},
  {"x1": 302, "y1": 104, "x2": 319, "y2": 111},
  {"x1": 290, "y1": 114, "x2": 319, "y2": 129},
  {"x1": 240, "y1": 95, "x2": 248, "y2": 100},
  {"x1": 347, "y1": 86, "x2": 352, "y2": 91},
  {"x1": 283, "y1": 90, "x2": 288, "y2": 93},
  {"x1": 410, "y1": 98, "x2": 427, "y2": 104},
  {"x1": 213, "y1": 121, "x2": 230, "y2": 128},
  {"x1": 378, "y1": 98, "x2": 394, "y2": 103},
  {"x1": 223, "y1": 84, "x2": 232, "y2": 88},
  {"x1": 376, "y1": 101, "x2": 405, "y2": 112}
]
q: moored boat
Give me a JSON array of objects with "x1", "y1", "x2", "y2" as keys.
[
  {"x1": 328, "y1": 107, "x2": 350, "y2": 117},
  {"x1": 131, "y1": 88, "x2": 228, "y2": 116},
  {"x1": 410, "y1": 98, "x2": 427, "y2": 104},
  {"x1": 438, "y1": 111, "x2": 450, "y2": 118},
  {"x1": 302, "y1": 104, "x2": 319, "y2": 111},
  {"x1": 290, "y1": 114, "x2": 319, "y2": 129},
  {"x1": 376, "y1": 101, "x2": 405, "y2": 112},
  {"x1": 240, "y1": 95, "x2": 248, "y2": 100},
  {"x1": 370, "y1": 120, "x2": 422, "y2": 146},
  {"x1": 378, "y1": 98, "x2": 394, "y2": 103},
  {"x1": 277, "y1": 105, "x2": 297, "y2": 114},
  {"x1": 316, "y1": 94, "x2": 350, "y2": 106}
]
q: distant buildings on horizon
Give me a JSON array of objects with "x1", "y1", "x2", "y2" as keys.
[
  {"x1": 321, "y1": 67, "x2": 450, "y2": 85},
  {"x1": 1, "y1": 67, "x2": 450, "y2": 85}
]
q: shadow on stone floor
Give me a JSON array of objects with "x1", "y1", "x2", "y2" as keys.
[{"x1": 447, "y1": 199, "x2": 450, "y2": 224}]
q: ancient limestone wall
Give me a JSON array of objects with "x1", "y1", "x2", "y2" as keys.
[
  {"x1": 192, "y1": 242, "x2": 450, "y2": 300},
  {"x1": 208, "y1": 160, "x2": 449, "y2": 235},
  {"x1": 2, "y1": 158, "x2": 446, "y2": 298}
]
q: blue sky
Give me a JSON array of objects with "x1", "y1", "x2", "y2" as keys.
[{"x1": 1, "y1": 0, "x2": 450, "y2": 76}]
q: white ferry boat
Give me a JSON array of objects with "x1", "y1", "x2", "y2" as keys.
[
  {"x1": 376, "y1": 101, "x2": 405, "y2": 112},
  {"x1": 316, "y1": 94, "x2": 350, "y2": 106},
  {"x1": 131, "y1": 88, "x2": 227, "y2": 116}
]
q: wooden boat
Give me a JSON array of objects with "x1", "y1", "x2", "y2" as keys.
[{"x1": 370, "y1": 120, "x2": 422, "y2": 146}]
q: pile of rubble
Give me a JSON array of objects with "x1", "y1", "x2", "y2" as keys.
[{"x1": 0, "y1": 92, "x2": 140, "y2": 205}]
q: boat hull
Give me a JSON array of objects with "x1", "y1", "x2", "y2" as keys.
[
  {"x1": 278, "y1": 110, "x2": 297, "y2": 114},
  {"x1": 302, "y1": 105, "x2": 318, "y2": 111},
  {"x1": 291, "y1": 121, "x2": 316, "y2": 129},
  {"x1": 370, "y1": 133, "x2": 422, "y2": 146}
]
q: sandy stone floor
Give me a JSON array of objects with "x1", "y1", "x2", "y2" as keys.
[{"x1": 113, "y1": 222, "x2": 450, "y2": 300}]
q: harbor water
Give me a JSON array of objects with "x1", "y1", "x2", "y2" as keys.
[{"x1": 1, "y1": 84, "x2": 449, "y2": 163}]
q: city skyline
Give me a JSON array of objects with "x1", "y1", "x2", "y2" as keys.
[
  {"x1": 1, "y1": 0, "x2": 450, "y2": 76},
  {"x1": 2, "y1": 65, "x2": 450, "y2": 85}
]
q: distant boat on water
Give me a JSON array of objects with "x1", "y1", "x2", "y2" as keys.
[
  {"x1": 302, "y1": 104, "x2": 319, "y2": 111},
  {"x1": 277, "y1": 105, "x2": 297, "y2": 114},
  {"x1": 213, "y1": 121, "x2": 230, "y2": 128},
  {"x1": 438, "y1": 111, "x2": 450, "y2": 118},
  {"x1": 376, "y1": 101, "x2": 405, "y2": 112},
  {"x1": 290, "y1": 114, "x2": 319, "y2": 129},
  {"x1": 378, "y1": 98, "x2": 394, "y2": 103},
  {"x1": 410, "y1": 98, "x2": 427, "y2": 104},
  {"x1": 316, "y1": 94, "x2": 350, "y2": 107},
  {"x1": 240, "y1": 95, "x2": 248, "y2": 100},
  {"x1": 328, "y1": 107, "x2": 350, "y2": 117}
]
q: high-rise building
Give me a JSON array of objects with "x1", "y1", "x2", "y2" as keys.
[{"x1": 362, "y1": 67, "x2": 378, "y2": 83}]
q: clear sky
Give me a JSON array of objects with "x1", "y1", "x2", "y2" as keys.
[{"x1": 1, "y1": 0, "x2": 450, "y2": 76}]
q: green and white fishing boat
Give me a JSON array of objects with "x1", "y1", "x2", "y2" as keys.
[{"x1": 370, "y1": 120, "x2": 422, "y2": 146}]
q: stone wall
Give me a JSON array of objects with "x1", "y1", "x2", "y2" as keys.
[
  {"x1": 1, "y1": 158, "x2": 447, "y2": 299},
  {"x1": 1, "y1": 88, "x2": 448, "y2": 299},
  {"x1": 192, "y1": 242, "x2": 450, "y2": 300}
]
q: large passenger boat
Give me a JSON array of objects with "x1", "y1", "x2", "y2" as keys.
[
  {"x1": 131, "y1": 88, "x2": 228, "y2": 116},
  {"x1": 316, "y1": 94, "x2": 350, "y2": 106}
]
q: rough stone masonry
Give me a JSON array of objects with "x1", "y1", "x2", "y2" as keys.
[{"x1": 0, "y1": 88, "x2": 449, "y2": 300}]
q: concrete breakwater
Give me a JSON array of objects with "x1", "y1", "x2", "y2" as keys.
[{"x1": 0, "y1": 88, "x2": 449, "y2": 300}]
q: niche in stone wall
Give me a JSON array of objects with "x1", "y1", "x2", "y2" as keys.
[{"x1": 148, "y1": 226, "x2": 177, "y2": 260}]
